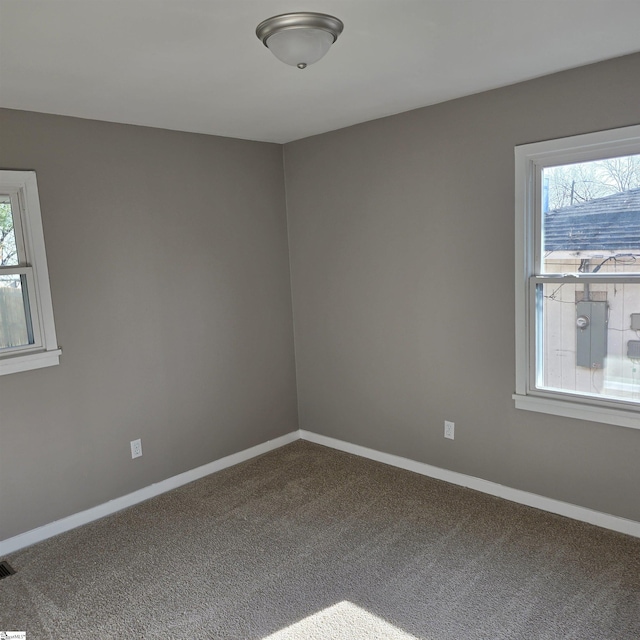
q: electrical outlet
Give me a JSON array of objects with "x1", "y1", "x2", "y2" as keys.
[
  {"x1": 444, "y1": 421, "x2": 455, "y2": 440},
  {"x1": 130, "y1": 438, "x2": 143, "y2": 459}
]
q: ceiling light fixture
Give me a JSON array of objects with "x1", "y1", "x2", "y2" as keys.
[{"x1": 256, "y1": 12, "x2": 344, "y2": 69}]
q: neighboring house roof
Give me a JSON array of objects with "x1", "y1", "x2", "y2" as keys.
[{"x1": 544, "y1": 187, "x2": 640, "y2": 252}]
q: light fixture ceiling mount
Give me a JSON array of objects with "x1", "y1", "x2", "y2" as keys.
[{"x1": 256, "y1": 12, "x2": 344, "y2": 69}]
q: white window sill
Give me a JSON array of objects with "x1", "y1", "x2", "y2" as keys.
[
  {"x1": 0, "y1": 349, "x2": 62, "y2": 376},
  {"x1": 513, "y1": 393, "x2": 640, "y2": 431}
]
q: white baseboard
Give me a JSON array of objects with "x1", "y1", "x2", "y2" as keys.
[
  {"x1": 299, "y1": 430, "x2": 640, "y2": 539},
  {"x1": 3, "y1": 427, "x2": 638, "y2": 556},
  {"x1": 0, "y1": 431, "x2": 299, "y2": 557}
]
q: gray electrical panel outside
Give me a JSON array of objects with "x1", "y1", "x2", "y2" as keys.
[
  {"x1": 627, "y1": 340, "x2": 640, "y2": 359},
  {"x1": 576, "y1": 301, "x2": 608, "y2": 368}
]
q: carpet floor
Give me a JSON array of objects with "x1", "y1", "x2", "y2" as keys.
[{"x1": 1, "y1": 440, "x2": 639, "y2": 639}]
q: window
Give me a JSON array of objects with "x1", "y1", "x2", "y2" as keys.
[
  {"x1": 515, "y1": 125, "x2": 640, "y2": 429},
  {"x1": 0, "y1": 171, "x2": 60, "y2": 375}
]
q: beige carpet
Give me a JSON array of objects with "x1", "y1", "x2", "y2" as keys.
[{"x1": 1, "y1": 440, "x2": 639, "y2": 639}]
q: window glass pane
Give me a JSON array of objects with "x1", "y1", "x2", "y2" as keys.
[
  {"x1": 538, "y1": 281, "x2": 640, "y2": 404},
  {"x1": 0, "y1": 274, "x2": 34, "y2": 349},
  {"x1": 541, "y1": 154, "x2": 640, "y2": 274},
  {"x1": 0, "y1": 195, "x2": 19, "y2": 267}
]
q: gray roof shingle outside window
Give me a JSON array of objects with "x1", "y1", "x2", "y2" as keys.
[{"x1": 544, "y1": 187, "x2": 640, "y2": 252}]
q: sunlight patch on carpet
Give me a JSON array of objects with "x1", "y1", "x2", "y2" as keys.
[{"x1": 263, "y1": 601, "x2": 422, "y2": 640}]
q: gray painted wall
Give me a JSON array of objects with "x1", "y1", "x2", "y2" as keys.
[
  {"x1": 284, "y1": 53, "x2": 640, "y2": 522},
  {"x1": 2, "y1": 53, "x2": 640, "y2": 543},
  {"x1": 0, "y1": 109, "x2": 298, "y2": 540}
]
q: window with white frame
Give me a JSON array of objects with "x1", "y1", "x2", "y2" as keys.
[
  {"x1": 0, "y1": 170, "x2": 61, "y2": 375},
  {"x1": 514, "y1": 124, "x2": 640, "y2": 429}
]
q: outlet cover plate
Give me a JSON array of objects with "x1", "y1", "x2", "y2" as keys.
[
  {"x1": 444, "y1": 421, "x2": 455, "y2": 440},
  {"x1": 130, "y1": 438, "x2": 143, "y2": 458}
]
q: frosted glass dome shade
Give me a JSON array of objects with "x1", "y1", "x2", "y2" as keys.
[
  {"x1": 266, "y1": 29, "x2": 334, "y2": 68},
  {"x1": 256, "y1": 13, "x2": 344, "y2": 69}
]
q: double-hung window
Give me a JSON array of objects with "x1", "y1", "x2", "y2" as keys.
[
  {"x1": 0, "y1": 170, "x2": 60, "y2": 375},
  {"x1": 515, "y1": 125, "x2": 640, "y2": 429}
]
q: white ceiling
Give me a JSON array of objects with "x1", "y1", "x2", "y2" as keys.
[{"x1": 1, "y1": 1, "x2": 639, "y2": 144}]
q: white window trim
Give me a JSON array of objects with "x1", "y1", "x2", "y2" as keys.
[
  {"x1": 514, "y1": 124, "x2": 640, "y2": 430},
  {"x1": 0, "y1": 170, "x2": 61, "y2": 375}
]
